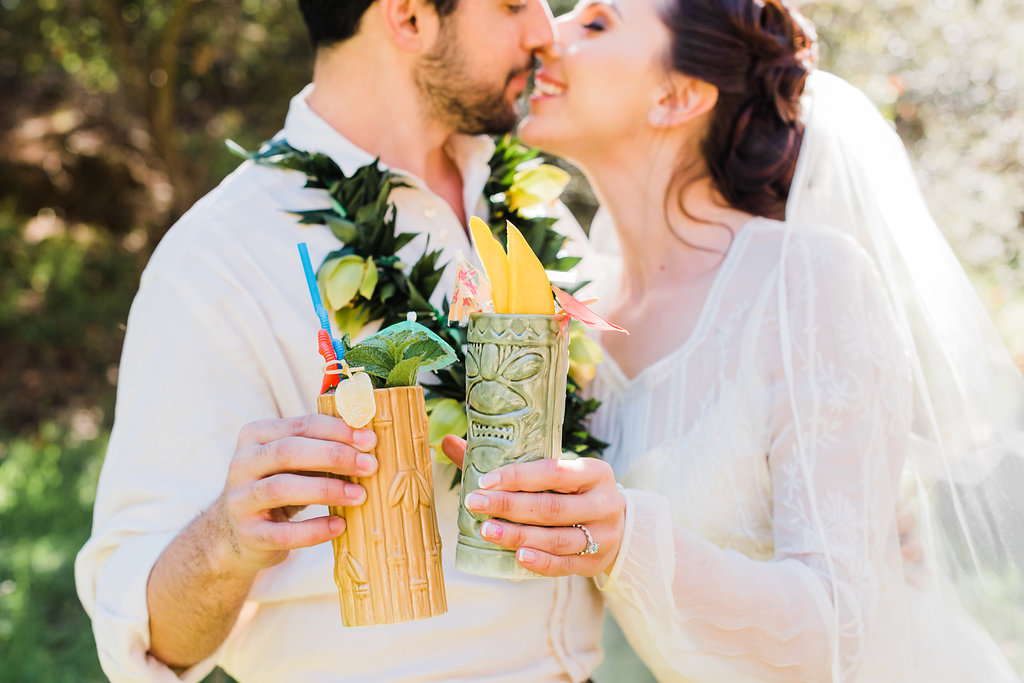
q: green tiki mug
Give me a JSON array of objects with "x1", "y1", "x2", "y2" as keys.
[{"x1": 455, "y1": 313, "x2": 570, "y2": 579}]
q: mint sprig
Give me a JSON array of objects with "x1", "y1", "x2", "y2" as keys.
[{"x1": 343, "y1": 323, "x2": 457, "y2": 389}]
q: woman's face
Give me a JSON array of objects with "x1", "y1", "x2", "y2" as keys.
[{"x1": 517, "y1": 0, "x2": 674, "y2": 159}]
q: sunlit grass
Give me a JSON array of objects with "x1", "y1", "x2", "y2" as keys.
[{"x1": 0, "y1": 423, "x2": 107, "y2": 682}]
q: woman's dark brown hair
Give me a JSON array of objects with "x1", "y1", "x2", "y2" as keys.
[{"x1": 662, "y1": 0, "x2": 815, "y2": 221}]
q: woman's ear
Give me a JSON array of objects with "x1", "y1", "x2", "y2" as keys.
[
  {"x1": 649, "y1": 76, "x2": 718, "y2": 129},
  {"x1": 378, "y1": 0, "x2": 441, "y2": 52}
]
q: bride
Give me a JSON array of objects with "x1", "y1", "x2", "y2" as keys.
[{"x1": 445, "y1": 0, "x2": 1024, "y2": 680}]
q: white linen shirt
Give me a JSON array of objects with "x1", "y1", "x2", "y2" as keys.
[{"x1": 75, "y1": 84, "x2": 603, "y2": 683}]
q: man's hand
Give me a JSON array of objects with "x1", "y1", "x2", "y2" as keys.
[
  {"x1": 215, "y1": 414, "x2": 378, "y2": 573},
  {"x1": 147, "y1": 414, "x2": 376, "y2": 669}
]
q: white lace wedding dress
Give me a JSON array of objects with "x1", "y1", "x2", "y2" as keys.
[{"x1": 584, "y1": 216, "x2": 1017, "y2": 682}]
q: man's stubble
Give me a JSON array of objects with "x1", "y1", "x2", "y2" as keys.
[{"x1": 414, "y1": 20, "x2": 531, "y2": 136}]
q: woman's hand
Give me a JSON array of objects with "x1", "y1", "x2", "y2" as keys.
[{"x1": 441, "y1": 436, "x2": 626, "y2": 577}]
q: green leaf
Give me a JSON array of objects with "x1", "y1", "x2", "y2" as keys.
[
  {"x1": 342, "y1": 344, "x2": 395, "y2": 380},
  {"x1": 293, "y1": 209, "x2": 335, "y2": 225},
  {"x1": 386, "y1": 356, "x2": 423, "y2": 387},
  {"x1": 357, "y1": 335, "x2": 402, "y2": 365},
  {"x1": 427, "y1": 398, "x2": 468, "y2": 446},
  {"x1": 405, "y1": 283, "x2": 432, "y2": 314},
  {"x1": 409, "y1": 247, "x2": 445, "y2": 306},
  {"x1": 324, "y1": 214, "x2": 357, "y2": 244},
  {"x1": 225, "y1": 138, "x2": 250, "y2": 159},
  {"x1": 377, "y1": 280, "x2": 397, "y2": 303},
  {"x1": 392, "y1": 232, "x2": 418, "y2": 253},
  {"x1": 551, "y1": 256, "x2": 582, "y2": 272},
  {"x1": 354, "y1": 202, "x2": 379, "y2": 226},
  {"x1": 329, "y1": 195, "x2": 348, "y2": 219},
  {"x1": 322, "y1": 246, "x2": 356, "y2": 262},
  {"x1": 404, "y1": 338, "x2": 446, "y2": 367},
  {"x1": 564, "y1": 278, "x2": 591, "y2": 296}
]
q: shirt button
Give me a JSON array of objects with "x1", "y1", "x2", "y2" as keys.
[{"x1": 424, "y1": 205, "x2": 437, "y2": 219}]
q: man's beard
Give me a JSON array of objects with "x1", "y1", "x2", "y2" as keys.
[{"x1": 414, "y1": 24, "x2": 530, "y2": 136}]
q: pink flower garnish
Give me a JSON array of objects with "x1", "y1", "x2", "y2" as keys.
[
  {"x1": 552, "y1": 286, "x2": 628, "y2": 334},
  {"x1": 449, "y1": 258, "x2": 495, "y2": 324}
]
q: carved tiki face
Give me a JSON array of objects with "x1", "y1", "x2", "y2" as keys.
[{"x1": 457, "y1": 314, "x2": 569, "y2": 554}]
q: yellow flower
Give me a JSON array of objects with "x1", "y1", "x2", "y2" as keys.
[
  {"x1": 332, "y1": 304, "x2": 371, "y2": 339},
  {"x1": 316, "y1": 255, "x2": 378, "y2": 337},
  {"x1": 318, "y1": 255, "x2": 378, "y2": 310},
  {"x1": 506, "y1": 164, "x2": 570, "y2": 212},
  {"x1": 567, "y1": 320, "x2": 604, "y2": 389}
]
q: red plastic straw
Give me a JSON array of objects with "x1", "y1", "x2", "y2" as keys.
[{"x1": 318, "y1": 328, "x2": 339, "y2": 393}]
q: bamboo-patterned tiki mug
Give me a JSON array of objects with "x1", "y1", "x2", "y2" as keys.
[
  {"x1": 317, "y1": 386, "x2": 447, "y2": 625},
  {"x1": 455, "y1": 313, "x2": 570, "y2": 579}
]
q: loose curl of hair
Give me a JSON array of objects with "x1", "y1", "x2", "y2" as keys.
[{"x1": 661, "y1": 0, "x2": 816, "y2": 222}]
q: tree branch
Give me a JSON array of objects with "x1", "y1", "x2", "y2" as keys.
[{"x1": 149, "y1": 0, "x2": 198, "y2": 217}]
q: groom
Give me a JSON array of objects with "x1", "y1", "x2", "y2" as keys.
[{"x1": 75, "y1": 1, "x2": 604, "y2": 682}]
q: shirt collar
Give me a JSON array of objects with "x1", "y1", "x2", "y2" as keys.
[{"x1": 280, "y1": 83, "x2": 495, "y2": 205}]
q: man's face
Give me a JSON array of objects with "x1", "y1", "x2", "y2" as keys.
[{"x1": 414, "y1": 0, "x2": 555, "y2": 136}]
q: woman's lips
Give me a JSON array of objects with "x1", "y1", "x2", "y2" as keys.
[{"x1": 531, "y1": 72, "x2": 566, "y2": 99}]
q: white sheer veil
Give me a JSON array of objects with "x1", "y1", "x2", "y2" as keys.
[
  {"x1": 580, "y1": 69, "x2": 1024, "y2": 681},
  {"x1": 785, "y1": 70, "x2": 1024, "y2": 678}
]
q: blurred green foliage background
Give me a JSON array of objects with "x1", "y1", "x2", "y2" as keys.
[{"x1": 1, "y1": 0, "x2": 1022, "y2": 680}]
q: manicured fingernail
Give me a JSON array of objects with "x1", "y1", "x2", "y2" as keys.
[
  {"x1": 478, "y1": 471, "x2": 500, "y2": 489},
  {"x1": 345, "y1": 483, "x2": 365, "y2": 502},
  {"x1": 465, "y1": 492, "x2": 488, "y2": 512},
  {"x1": 517, "y1": 548, "x2": 536, "y2": 563},
  {"x1": 480, "y1": 520, "x2": 502, "y2": 540},
  {"x1": 356, "y1": 453, "x2": 377, "y2": 474},
  {"x1": 329, "y1": 516, "x2": 346, "y2": 534},
  {"x1": 353, "y1": 429, "x2": 376, "y2": 451}
]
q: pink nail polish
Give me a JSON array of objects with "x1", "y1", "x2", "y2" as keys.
[
  {"x1": 481, "y1": 521, "x2": 502, "y2": 540},
  {"x1": 465, "y1": 492, "x2": 487, "y2": 511}
]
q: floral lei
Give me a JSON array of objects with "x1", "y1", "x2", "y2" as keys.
[{"x1": 236, "y1": 135, "x2": 608, "y2": 462}]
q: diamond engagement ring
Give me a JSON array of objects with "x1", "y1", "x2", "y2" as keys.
[{"x1": 574, "y1": 523, "x2": 599, "y2": 556}]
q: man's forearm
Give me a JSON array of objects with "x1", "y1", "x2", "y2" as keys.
[
  {"x1": 146, "y1": 498, "x2": 259, "y2": 669},
  {"x1": 144, "y1": 414, "x2": 371, "y2": 668}
]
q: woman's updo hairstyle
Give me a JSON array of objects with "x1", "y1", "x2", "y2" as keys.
[{"x1": 661, "y1": 0, "x2": 816, "y2": 221}]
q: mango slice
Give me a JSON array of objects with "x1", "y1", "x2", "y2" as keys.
[
  {"x1": 469, "y1": 216, "x2": 510, "y2": 314},
  {"x1": 506, "y1": 221, "x2": 555, "y2": 315}
]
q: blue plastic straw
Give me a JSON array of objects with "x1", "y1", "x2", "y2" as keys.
[{"x1": 297, "y1": 242, "x2": 345, "y2": 362}]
